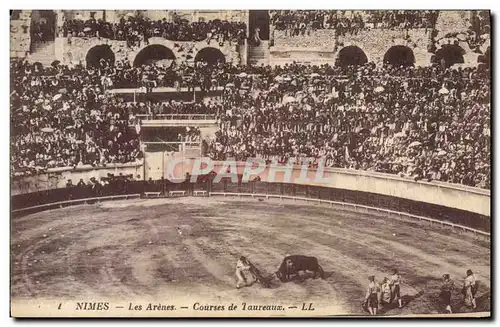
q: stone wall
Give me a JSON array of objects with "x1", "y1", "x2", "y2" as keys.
[
  {"x1": 10, "y1": 20, "x2": 31, "y2": 57},
  {"x1": 208, "y1": 162, "x2": 491, "y2": 217},
  {"x1": 269, "y1": 49, "x2": 336, "y2": 66},
  {"x1": 336, "y1": 28, "x2": 431, "y2": 66},
  {"x1": 191, "y1": 10, "x2": 248, "y2": 23},
  {"x1": 269, "y1": 28, "x2": 432, "y2": 67},
  {"x1": 57, "y1": 36, "x2": 243, "y2": 66},
  {"x1": 58, "y1": 10, "x2": 247, "y2": 24},
  {"x1": 433, "y1": 36, "x2": 480, "y2": 67},
  {"x1": 432, "y1": 11, "x2": 490, "y2": 66},
  {"x1": 272, "y1": 29, "x2": 337, "y2": 49}
]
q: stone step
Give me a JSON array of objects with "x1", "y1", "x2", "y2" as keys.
[
  {"x1": 249, "y1": 55, "x2": 269, "y2": 60},
  {"x1": 31, "y1": 41, "x2": 55, "y2": 51},
  {"x1": 29, "y1": 53, "x2": 55, "y2": 58},
  {"x1": 248, "y1": 58, "x2": 269, "y2": 66}
]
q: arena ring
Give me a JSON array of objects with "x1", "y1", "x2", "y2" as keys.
[{"x1": 11, "y1": 185, "x2": 490, "y2": 317}]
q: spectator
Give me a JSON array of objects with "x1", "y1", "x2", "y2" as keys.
[
  {"x1": 10, "y1": 50, "x2": 490, "y2": 190},
  {"x1": 270, "y1": 10, "x2": 438, "y2": 35}
]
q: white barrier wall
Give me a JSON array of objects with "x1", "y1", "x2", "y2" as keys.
[
  {"x1": 206, "y1": 162, "x2": 490, "y2": 217},
  {"x1": 11, "y1": 161, "x2": 490, "y2": 217}
]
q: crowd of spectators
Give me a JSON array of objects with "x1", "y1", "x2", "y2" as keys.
[
  {"x1": 129, "y1": 100, "x2": 223, "y2": 120},
  {"x1": 270, "y1": 10, "x2": 439, "y2": 36},
  {"x1": 207, "y1": 62, "x2": 490, "y2": 189},
  {"x1": 109, "y1": 60, "x2": 228, "y2": 90},
  {"x1": 10, "y1": 53, "x2": 490, "y2": 189},
  {"x1": 62, "y1": 15, "x2": 247, "y2": 47}
]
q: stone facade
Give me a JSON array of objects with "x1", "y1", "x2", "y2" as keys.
[
  {"x1": 432, "y1": 11, "x2": 490, "y2": 65},
  {"x1": 272, "y1": 29, "x2": 337, "y2": 49},
  {"x1": 434, "y1": 11, "x2": 472, "y2": 40},
  {"x1": 268, "y1": 11, "x2": 486, "y2": 67},
  {"x1": 10, "y1": 20, "x2": 31, "y2": 57},
  {"x1": 56, "y1": 36, "x2": 243, "y2": 67},
  {"x1": 13, "y1": 10, "x2": 488, "y2": 67}
]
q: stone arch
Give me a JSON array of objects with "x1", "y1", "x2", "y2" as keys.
[
  {"x1": 336, "y1": 46, "x2": 368, "y2": 67},
  {"x1": 194, "y1": 47, "x2": 226, "y2": 66},
  {"x1": 133, "y1": 44, "x2": 176, "y2": 67},
  {"x1": 383, "y1": 45, "x2": 415, "y2": 67},
  {"x1": 434, "y1": 44, "x2": 465, "y2": 68},
  {"x1": 85, "y1": 44, "x2": 115, "y2": 68}
]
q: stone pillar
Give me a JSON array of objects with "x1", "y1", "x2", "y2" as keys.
[{"x1": 414, "y1": 51, "x2": 433, "y2": 67}]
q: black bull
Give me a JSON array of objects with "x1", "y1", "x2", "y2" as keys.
[{"x1": 275, "y1": 255, "x2": 325, "y2": 282}]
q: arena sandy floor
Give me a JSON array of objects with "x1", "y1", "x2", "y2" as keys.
[{"x1": 11, "y1": 197, "x2": 490, "y2": 317}]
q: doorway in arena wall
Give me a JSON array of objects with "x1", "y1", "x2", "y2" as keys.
[
  {"x1": 248, "y1": 10, "x2": 270, "y2": 42},
  {"x1": 86, "y1": 45, "x2": 115, "y2": 68},
  {"x1": 434, "y1": 44, "x2": 465, "y2": 68},
  {"x1": 133, "y1": 44, "x2": 176, "y2": 67},
  {"x1": 30, "y1": 10, "x2": 56, "y2": 43},
  {"x1": 383, "y1": 45, "x2": 415, "y2": 67},
  {"x1": 194, "y1": 47, "x2": 226, "y2": 66},
  {"x1": 336, "y1": 46, "x2": 368, "y2": 67}
]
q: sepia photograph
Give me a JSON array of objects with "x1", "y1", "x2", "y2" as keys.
[{"x1": 9, "y1": 8, "x2": 491, "y2": 318}]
